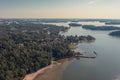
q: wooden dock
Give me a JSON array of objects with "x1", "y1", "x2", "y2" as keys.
[{"x1": 74, "y1": 51, "x2": 97, "y2": 59}]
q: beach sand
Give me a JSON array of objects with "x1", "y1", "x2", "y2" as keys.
[
  {"x1": 23, "y1": 65, "x2": 54, "y2": 80},
  {"x1": 23, "y1": 58, "x2": 74, "y2": 80}
]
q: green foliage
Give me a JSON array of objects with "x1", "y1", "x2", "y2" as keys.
[
  {"x1": 0, "y1": 22, "x2": 72, "y2": 80},
  {"x1": 0, "y1": 22, "x2": 95, "y2": 80}
]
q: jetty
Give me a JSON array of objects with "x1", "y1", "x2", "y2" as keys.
[{"x1": 74, "y1": 51, "x2": 97, "y2": 59}]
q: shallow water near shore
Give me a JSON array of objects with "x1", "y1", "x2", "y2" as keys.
[
  {"x1": 34, "y1": 58, "x2": 75, "y2": 80},
  {"x1": 35, "y1": 21, "x2": 120, "y2": 80}
]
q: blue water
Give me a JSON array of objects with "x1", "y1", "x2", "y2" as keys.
[
  {"x1": 62, "y1": 25, "x2": 120, "y2": 80},
  {"x1": 44, "y1": 21, "x2": 120, "y2": 80}
]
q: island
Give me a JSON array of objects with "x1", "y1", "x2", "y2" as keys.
[
  {"x1": 82, "y1": 25, "x2": 120, "y2": 31},
  {"x1": 105, "y1": 21, "x2": 120, "y2": 25},
  {"x1": 79, "y1": 35, "x2": 95, "y2": 41},
  {"x1": 69, "y1": 23, "x2": 82, "y2": 26},
  {"x1": 109, "y1": 31, "x2": 120, "y2": 37}
]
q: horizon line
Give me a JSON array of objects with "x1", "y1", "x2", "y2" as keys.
[{"x1": 0, "y1": 18, "x2": 120, "y2": 20}]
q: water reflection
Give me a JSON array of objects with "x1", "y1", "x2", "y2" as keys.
[{"x1": 62, "y1": 22, "x2": 120, "y2": 80}]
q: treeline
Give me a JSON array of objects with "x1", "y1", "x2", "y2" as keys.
[
  {"x1": 82, "y1": 25, "x2": 120, "y2": 31},
  {"x1": 69, "y1": 23, "x2": 82, "y2": 26},
  {"x1": 109, "y1": 31, "x2": 120, "y2": 37},
  {"x1": 65, "y1": 35, "x2": 95, "y2": 43}
]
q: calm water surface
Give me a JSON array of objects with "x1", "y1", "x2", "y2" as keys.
[
  {"x1": 42, "y1": 21, "x2": 120, "y2": 80},
  {"x1": 63, "y1": 27, "x2": 120, "y2": 80},
  {"x1": 60, "y1": 22, "x2": 120, "y2": 80}
]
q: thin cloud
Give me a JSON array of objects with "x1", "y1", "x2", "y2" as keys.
[{"x1": 88, "y1": 0, "x2": 98, "y2": 5}]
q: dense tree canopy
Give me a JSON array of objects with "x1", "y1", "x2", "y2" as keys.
[{"x1": 0, "y1": 21, "x2": 95, "y2": 80}]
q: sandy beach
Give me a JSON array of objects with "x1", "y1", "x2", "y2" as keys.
[
  {"x1": 23, "y1": 58, "x2": 74, "y2": 80},
  {"x1": 23, "y1": 64, "x2": 57, "y2": 80}
]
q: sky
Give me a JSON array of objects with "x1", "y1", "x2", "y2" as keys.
[{"x1": 0, "y1": 0, "x2": 120, "y2": 19}]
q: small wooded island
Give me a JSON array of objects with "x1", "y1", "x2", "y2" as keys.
[
  {"x1": 82, "y1": 25, "x2": 120, "y2": 31},
  {"x1": 69, "y1": 23, "x2": 82, "y2": 26},
  {"x1": 105, "y1": 21, "x2": 120, "y2": 25},
  {"x1": 0, "y1": 20, "x2": 95, "y2": 80},
  {"x1": 109, "y1": 31, "x2": 120, "y2": 37}
]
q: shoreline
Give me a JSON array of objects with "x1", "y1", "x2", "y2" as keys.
[
  {"x1": 23, "y1": 41, "x2": 80, "y2": 80},
  {"x1": 23, "y1": 58, "x2": 74, "y2": 80},
  {"x1": 23, "y1": 63, "x2": 61, "y2": 80}
]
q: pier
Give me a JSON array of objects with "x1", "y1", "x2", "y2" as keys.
[{"x1": 74, "y1": 51, "x2": 97, "y2": 59}]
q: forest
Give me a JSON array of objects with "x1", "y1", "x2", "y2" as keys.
[{"x1": 0, "y1": 21, "x2": 95, "y2": 80}]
